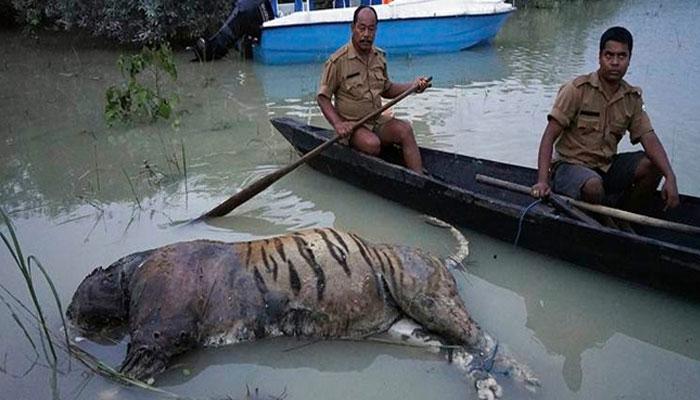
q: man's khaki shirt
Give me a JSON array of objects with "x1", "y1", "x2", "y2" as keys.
[
  {"x1": 318, "y1": 42, "x2": 393, "y2": 125},
  {"x1": 548, "y1": 71, "x2": 654, "y2": 171}
]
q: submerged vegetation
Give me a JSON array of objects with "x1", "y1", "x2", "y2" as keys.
[{"x1": 105, "y1": 44, "x2": 179, "y2": 126}]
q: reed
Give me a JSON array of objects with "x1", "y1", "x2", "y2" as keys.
[
  {"x1": 182, "y1": 140, "x2": 189, "y2": 206},
  {"x1": 93, "y1": 143, "x2": 101, "y2": 193},
  {"x1": 0, "y1": 290, "x2": 40, "y2": 376},
  {"x1": 122, "y1": 168, "x2": 143, "y2": 209},
  {"x1": 158, "y1": 133, "x2": 190, "y2": 178},
  {"x1": 0, "y1": 208, "x2": 70, "y2": 367}
]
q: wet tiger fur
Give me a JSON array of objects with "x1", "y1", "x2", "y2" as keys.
[{"x1": 67, "y1": 228, "x2": 537, "y2": 397}]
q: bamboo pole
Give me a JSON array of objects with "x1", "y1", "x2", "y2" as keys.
[{"x1": 475, "y1": 174, "x2": 700, "y2": 235}]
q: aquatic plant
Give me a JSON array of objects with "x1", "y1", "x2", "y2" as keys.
[
  {"x1": 0, "y1": 208, "x2": 70, "y2": 368},
  {"x1": 105, "y1": 44, "x2": 179, "y2": 126},
  {"x1": 122, "y1": 168, "x2": 143, "y2": 209},
  {"x1": 139, "y1": 138, "x2": 188, "y2": 187}
]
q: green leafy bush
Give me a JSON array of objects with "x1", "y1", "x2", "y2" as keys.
[
  {"x1": 7, "y1": 0, "x2": 232, "y2": 44},
  {"x1": 105, "y1": 44, "x2": 179, "y2": 125}
]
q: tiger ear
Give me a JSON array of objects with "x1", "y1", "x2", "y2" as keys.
[{"x1": 87, "y1": 266, "x2": 105, "y2": 277}]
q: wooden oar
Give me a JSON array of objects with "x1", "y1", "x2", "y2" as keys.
[
  {"x1": 199, "y1": 77, "x2": 432, "y2": 220},
  {"x1": 475, "y1": 174, "x2": 700, "y2": 235}
]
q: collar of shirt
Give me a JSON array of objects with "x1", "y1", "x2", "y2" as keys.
[
  {"x1": 347, "y1": 42, "x2": 379, "y2": 64},
  {"x1": 587, "y1": 71, "x2": 635, "y2": 104}
]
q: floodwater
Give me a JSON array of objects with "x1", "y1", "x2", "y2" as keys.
[{"x1": 1, "y1": 0, "x2": 699, "y2": 399}]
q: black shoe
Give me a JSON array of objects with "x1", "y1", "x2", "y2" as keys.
[{"x1": 187, "y1": 38, "x2": 212, "y2": 62}]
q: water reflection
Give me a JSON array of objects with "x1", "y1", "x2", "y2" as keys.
[
  {"x1": 254, "y1": 44, "x2": 509, "y2": 101},
  {"x1": 254, "y1": 46, "x2": 511, "y2": 154},
  {"x1": 159, "y1": 338, "x2": 448, "y2": 383},
  {"x1": 0, "y1": 43, "x2": 282, "y2": 221},
  {"x1": 470, "y1": 238, "x2": 700, "y2": 393}
]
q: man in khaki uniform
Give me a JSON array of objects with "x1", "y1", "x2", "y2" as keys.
[
  {"x1": 532, "y1": 26, "x2": 679, "y2": 212},
  {"x1": 317, "y1": 5, "x2": 430, "y2": 174}
]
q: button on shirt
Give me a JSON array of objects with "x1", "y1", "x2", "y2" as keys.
[
  {"x1": 318, "y1": 42, "x2": 393, "y2": 125},
  {"x1": 548, "y1": 71, "x2": 654, "y2": 171}
]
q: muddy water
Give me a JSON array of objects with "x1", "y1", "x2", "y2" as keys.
[{"x1": 1, "y1": 0, "x2": 700, "y2": 399}]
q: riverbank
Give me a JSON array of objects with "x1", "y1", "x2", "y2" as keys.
[{"x1": 1, "y1": 0, "x2": 589, "y2": 45}]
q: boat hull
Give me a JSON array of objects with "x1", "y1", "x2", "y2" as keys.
[
  {"x1": 271, "y1": 117, "x2": 700, "y2": 298},
  {"x1": 254, "y1": 11, "x2": 512, "y2": 64}
]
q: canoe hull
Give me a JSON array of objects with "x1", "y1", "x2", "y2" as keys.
[{"x1": 271, "y1": 117, "x2": 700, "y2": 298}]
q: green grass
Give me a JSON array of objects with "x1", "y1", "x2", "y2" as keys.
[{"x1": 0, "y1": 208, "x2": 69, "y2": 367}]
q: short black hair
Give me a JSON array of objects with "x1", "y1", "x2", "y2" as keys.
[
  {"x1": 600, "y1": 26, "x2": 633, "y2": 53},
  {"x1": 353, "y1": 5, "x2": 377, "y2": 25}
]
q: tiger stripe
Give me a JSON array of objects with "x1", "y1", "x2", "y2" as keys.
[
  {"x1": 316, "y1": 229, "x2": 351, "y2": 277},
  {"x1": 382, "y1": 250, "x2": 400, "y2": 296},
  {"x1": 293, "y1": 235, "x2": 326, "y2": 301},
  {"x1": 287, "y1": 260, "x2": 301, "y2": 295},
  {"x1": 348, "y1": 233, "x2": 375, "y2": 271},
  {"x1": 328, "y1": 228, "x2": 350, "y2": 253},
  {"x1": 253, "y1": 266, "x2": 267, "y2": 295},
  {"x1": 274, "y1": 237, "x2": 287, "y2": 262},
  {"x1": 268, "y1": 250, "x2": 279, "y2": 281},
  {"x1": 369, "y1": 247, "x2": 386, "y2": 274},
  {"x1": 260, "y1": 245, "x2": 272, "y2": 273},
  {"x1": 245, "y1": 242, "x2": 253, "y2": 268}
]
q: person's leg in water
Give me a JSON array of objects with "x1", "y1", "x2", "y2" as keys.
[{"x1": 189, "y1": 0, "x2": 274, "y2": 61}]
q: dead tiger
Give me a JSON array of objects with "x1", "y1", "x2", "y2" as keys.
[{"x1": 66, "y1": 227, "x2": 537, "y2": 398}]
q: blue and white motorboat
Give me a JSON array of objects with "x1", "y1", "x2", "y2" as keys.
[{"x1": 254, "y1": 0, "x2": 515, "y2": 64}]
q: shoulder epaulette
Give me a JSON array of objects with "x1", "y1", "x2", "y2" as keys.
[
  {"x1": 328, "y1": 45, "x2": 349, "y2": 63},
  {"x1": 573, "y1": 74, "x2": 590, "y2": 87},
  {"x1": 618, "y1": 78, "x2": 643, "y2": 97}
]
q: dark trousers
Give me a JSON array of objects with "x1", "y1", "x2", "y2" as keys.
[{"x1": 208, "y1": 0, "x2": 275, "y2": 59}]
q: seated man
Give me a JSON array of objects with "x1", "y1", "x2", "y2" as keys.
[
  {"x1": 189, "y1": 0, "x2": 275, "y2": 61},
  {"x1": 531, "y1": 26, "x2": 679, "y2": 214},
  {"x1": 316, "y1": 5, "x2": 430, "y2": 174}
]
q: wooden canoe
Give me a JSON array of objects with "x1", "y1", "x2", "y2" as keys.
[{"x1": 271, "y1": 117, "x2": 700, "y2": 297}]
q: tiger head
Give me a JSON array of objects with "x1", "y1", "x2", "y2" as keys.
[{"x1": 66, "y1": 251, "x2": 150, "y2": 334}]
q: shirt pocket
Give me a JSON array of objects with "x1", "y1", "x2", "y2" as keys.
[
  {"x1": 576, "y1": 115, "x2": 600, "y2": 135},
  {"x1": 344, "y1": 74, "x2": 366, "y2": 99},
  {"x1": 370, "y1": 69, "x2": 387, "y2": 95}
]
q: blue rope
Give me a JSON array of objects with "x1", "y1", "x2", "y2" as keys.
[{"x1": 513, "y1": 199, "x2": 542, "y2": 248}]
